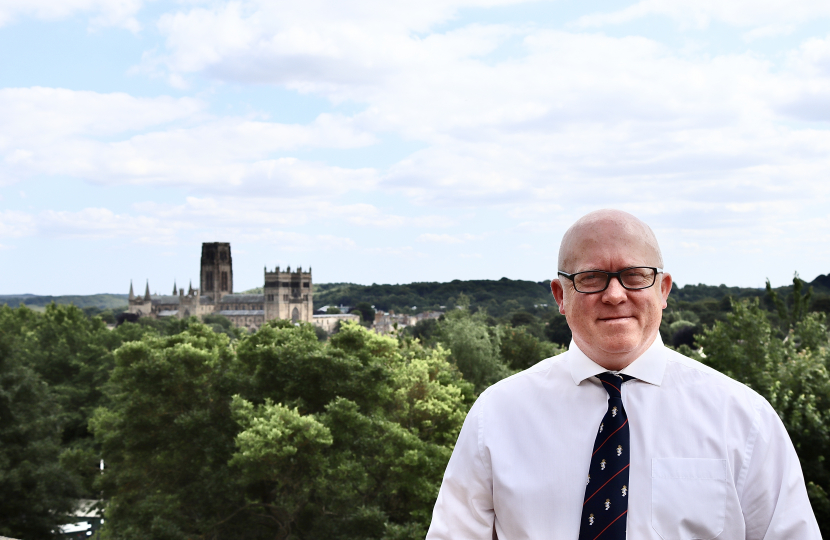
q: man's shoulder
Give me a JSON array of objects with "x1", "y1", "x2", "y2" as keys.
[
  {"x1": 660, "y1": 346, "x2": 768, "y2": 408},
  {"x1": 478, "y1": 349, "x2": 572, "y2": 401}
]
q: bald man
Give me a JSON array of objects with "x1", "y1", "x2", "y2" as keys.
[{"x1": 426, "y1": 210, "x2": 820, "y2": 540}]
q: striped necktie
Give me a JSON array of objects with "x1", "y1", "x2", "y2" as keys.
[{"x1": 578, "y1": 372, "x2": 635, "y2": 540}]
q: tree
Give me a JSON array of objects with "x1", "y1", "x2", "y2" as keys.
[
  {"x1": 92, "y1": 320, "x2": 472, "y2": 540},
  {"x1": 352, "y1": 302, "x2": 376, "y2": 325},
  {"x1": 544, "y1": 312, "x2": 572, "y2": 347},
  {"x1": 405, "y1": 318, "x2": 440, "y2": 346},
  {"x1": 436, "y1": 310, "x2": 511, "y2": 393},
  {"x1": 766, "y1": 273, "x2": 812, "y2": 333},
  {"x1": 500, "y1": 326, "x2": 563, "y2": 371},
  {"x1": 90, "y1": 323, "x2": 245, "y2": 539},
  {"x1": 0, "y1": 305, "x2": 78, "y2": 539}
]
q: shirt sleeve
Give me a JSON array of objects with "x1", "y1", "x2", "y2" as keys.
[
  {"x1": 426, "y1": 390, "x2": 495, "y2": 540},
  {"x1": 739, "y1": 398, "x2": 822, "y2": 540}
]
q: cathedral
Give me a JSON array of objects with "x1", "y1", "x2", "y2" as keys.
[{"x1": 126, "y1": 242, "x2": 334, "y2": 331}]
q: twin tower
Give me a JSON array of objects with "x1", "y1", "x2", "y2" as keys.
[{"x1": 200, "y1": 242, "x2": 314, "y2": 324}]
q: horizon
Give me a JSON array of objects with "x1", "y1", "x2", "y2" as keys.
[{"x1": 6, "y1": 273, "x2": 818, "y2": 299}]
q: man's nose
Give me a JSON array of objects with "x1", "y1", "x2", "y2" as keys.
[{"x1": 601, "y1": 276, "x2": 627, "y2": 304}]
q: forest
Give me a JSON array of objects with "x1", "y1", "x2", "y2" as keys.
[{"x1": 1, "y1": 274, "x2": 830, "y2": 539}]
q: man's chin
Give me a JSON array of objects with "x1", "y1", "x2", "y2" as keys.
[{"x1": 593, "y1": 335, "x2": 643, "y2": 356}]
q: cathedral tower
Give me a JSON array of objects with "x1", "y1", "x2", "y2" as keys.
[
  {"x1": 263, "y1": 265, "x2": 313, "y2": 323},
  {"x1": 200, "y1": 242, "x2": 233, "y2": 301}
]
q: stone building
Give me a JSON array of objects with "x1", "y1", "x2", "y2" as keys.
[{"x1": 127, "y1": 242, "x2": 316, "y2": 331}]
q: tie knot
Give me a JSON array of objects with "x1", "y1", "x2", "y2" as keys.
[{"x1": 596, "y1": 372, "x2": 634, "y2": 399}]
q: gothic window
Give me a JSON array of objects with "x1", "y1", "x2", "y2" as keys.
[
  {"x1": 220, "y1": 251, "x2": 228, "y2": 261},
  {"x1": 292, "y1": 307, "x2": 300, "y2": 323},
  {"x1": 205, "y1": 271, "x2": 214, "y2": 291},
  {"x1": 303, "y1": 282, "x2": 310, "y2": 288},
  {"x1": 267, "y1": 294, "x2": 274, "y2": 301},
  {"x1": 221, "y1": 272, "x2": 228, "y2": 291},
  {"x1": 283, "y1": 294, "x2": 289, "y2": 301}
]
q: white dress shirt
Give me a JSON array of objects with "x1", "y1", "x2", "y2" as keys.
[{"x1": 426, "y1": 337, "x2": 820, "y2": 540}]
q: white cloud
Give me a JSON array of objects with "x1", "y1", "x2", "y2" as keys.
[
  {"x1": 0, "y1": 207, "x2": 184, "y2": 243},
  {"x1": 0, "y1": 0, "x2": 145, "y2": 31},
  {"x1": 0, "y1": 87, "x2": 204, "y2": 141},
  {"x1": 0, "y1": 210, "x2": 36, "y2": 237},
  {"x1": 0, "y1": 87, "x2": 379, "y2": 192},
  {"x1": 574, "y1": 0, "x2": 830, "y2": 30},
  {"x1": 417, "y1": 233, "x2": 482, "y2": 244},
  {"x1": 742, "y1": 24, "x2": 795, "y2": 42}
]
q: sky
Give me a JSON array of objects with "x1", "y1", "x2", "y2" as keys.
[{"x1": 1, "y1": 0, "x2": 830, "y2": 295}]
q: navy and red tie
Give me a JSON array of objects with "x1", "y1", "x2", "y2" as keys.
[{"x1": 578, "y1": 372, "x2": 635, "y2": 540}]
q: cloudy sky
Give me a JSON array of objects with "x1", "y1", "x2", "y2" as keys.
[{"x1": 2, "y1": 0, "x2": 830, "y2": 295}]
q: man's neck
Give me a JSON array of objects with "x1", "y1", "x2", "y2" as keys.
[{"x1": 572, "y1": 332, "x2": 659, "y2": 371}]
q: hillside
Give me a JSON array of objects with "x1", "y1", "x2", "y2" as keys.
[
  {"x1": 312, "y1": 279, "x2": 554, "y2": 317},
  {"x1": 0, "y1": 294, "x2": 129, "y2": 310}
]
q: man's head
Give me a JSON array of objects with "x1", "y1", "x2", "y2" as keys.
[{"x1": 550, "y1": 209, "x2": 672, "y2": 371}]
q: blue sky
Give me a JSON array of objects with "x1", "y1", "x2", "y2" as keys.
[{"x1": 2, "y1": 0, "x2": 830, "y2": 295}]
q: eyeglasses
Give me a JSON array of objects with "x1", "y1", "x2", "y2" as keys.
[{"x1": 557, "y1": 267, "x2": 663, "y2": 294}]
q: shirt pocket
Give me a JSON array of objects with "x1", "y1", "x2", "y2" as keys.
[{"x1": 651, "y1": 458, "x2": 727, "y2": 540}]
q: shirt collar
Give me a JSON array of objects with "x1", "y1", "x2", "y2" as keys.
[{"x1": 567, "y1": 334, "x2": 667, "y2": 387}]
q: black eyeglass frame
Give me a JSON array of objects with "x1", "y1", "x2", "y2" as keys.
[{"x1": 557, "y1": 266, "x2": 663, "y2": 294}]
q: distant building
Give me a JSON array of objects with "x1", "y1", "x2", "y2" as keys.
[
  {"x1": 373, "y1": 310, "x2": 443, "y2": 335},
  {"x1": 127, "y1": 242, "x2": 316, "y2": 331},
  {"x1": 313, "y1": 313, "x2": 361, "y2": 333}
]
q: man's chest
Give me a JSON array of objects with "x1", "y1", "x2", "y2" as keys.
[{"x1": 486, "y1": 386, "x2": 747, "y2": 539}]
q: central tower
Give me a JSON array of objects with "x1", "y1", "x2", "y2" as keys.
[{"x1": 200, "y1": 242, "x2": 233, "y2": 301}]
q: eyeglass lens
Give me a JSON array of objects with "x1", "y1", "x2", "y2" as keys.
[{"x1": 574, "y1": 268, "x2": 655, "y2": 292}]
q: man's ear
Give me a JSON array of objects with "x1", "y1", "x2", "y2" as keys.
[
  {"x1": 660, "y1": 272, "x2": 672, "y2": 309},
  {"x1": 550, "y1": 278, "x2": 566, "y2": 315}
]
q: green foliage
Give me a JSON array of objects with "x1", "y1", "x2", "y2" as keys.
[
  {"x1": 90, "y1": 323, "x2": 243, "y2": 540},
  {"x1": 767, "y1": 274, "x2": 813, "y2": 333},
  {"x1": 314, "y1": 279, "x2": 553, "y2": 318},
  {"x1": 0, "y1": 294, "x2": 129, "y2": 310},
  {"x1": 404, "y1": 318, "x2": 441, "y2": 346},
  {"x1": 204, "y1": 313, "x2": 233, "y2": 330},
  {"x1": 435, "y1": 310, "x2": 511, "y2": 393},
  {"x1": 313, "y1": 324, "x2": 329, "y2": 342},
  {"x1": 0, "y1": 303, "x2": 166, "y2": 505},
  {"x1": 500, "y1": 326, "x2": 563, "y2": 371},
  {"x1": 660, "y1": 309, "x2": 702, "y2": 348},
  {"x1": 544, "y1": 311, "x2": 572, "y2": 347},
  {"x1": 91, "y1": 320, "x2": 472, "y2": 539},
  {"x1": 202, "y1": 313, "x2": 245, "y2": 340},
  {"x1": 353, "y1": 302, "x2": 376, "y2": 324},
  {"x1": 0, "y1": 306, "x2": 79, "y2": 539},
  {"x1": 326, "y1": 306, "x2": 342, "y2": 314}
]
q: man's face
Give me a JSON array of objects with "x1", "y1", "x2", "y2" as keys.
[{"x1": 550, "y1": 222, "x2": 672, "y2": 370}]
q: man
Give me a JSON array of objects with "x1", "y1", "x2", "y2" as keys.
[{"x1": 426, "y1": 209, "x2": 820, "y2": 539}]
